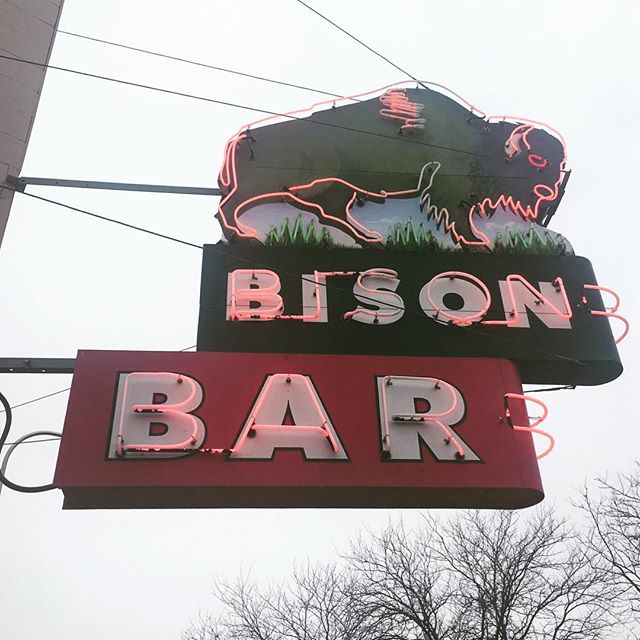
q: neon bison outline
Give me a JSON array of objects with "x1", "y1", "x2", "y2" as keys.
[{"x1": 216, "y1": 82, "x2": 570, "y2": 252}]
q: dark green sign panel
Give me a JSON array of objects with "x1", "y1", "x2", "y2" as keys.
[
  {"x1": 216, "y1": 85, "x2": 570, "y2": 255},
  {"x1": 197, "y1": 245, "x2": 622, "y2": 386}
]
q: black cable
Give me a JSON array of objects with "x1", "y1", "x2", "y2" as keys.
[
  {"x1": 523, "y1": 385, "x2": 576, "y2": 393},
  {"x1": 0, "y1": 387, "x2": 71, "y2": 414},
  {"x1": 0, "y1": 345, "x2": 195, "y2": 457},
  {"x1": 0, "y1": 345, "x2": 193, "y2": 416},
  {"x1": 8, "y1": 187, "x2": 203, "y2": 250},
  {"x1": 0, "y1": 53, "x2": 496, "y2": 161},
  {"x1": 0, "y1": 392, "x2": 57, "y2": 493},
  {"x1": 1, "y1": 437, "x2": 60, "y2": 447},
  {"x1": 236, "y1": 166, "x2": 535, "y2": 181},
  {"x1": 58, "y1": 29, "x2": 350, "y2": 100},
  {"x1": 294, "y1": 0, "x2": 431, "y2": 92},
  {"x1": 10, "y1": 186, "x2": 583, "y2": 366}
]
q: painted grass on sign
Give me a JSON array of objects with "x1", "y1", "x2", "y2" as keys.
[
  {"x1": 263, "y1": 214, "x2": 571, "y2": 255},
  {"x1": 265, "y1": 215, "x2": 340, "y2": 248}
]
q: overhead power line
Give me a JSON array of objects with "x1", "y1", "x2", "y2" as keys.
[
  {"x1": 0, "y1": 392, "x2": 59, "y2": 492},
  {"x1": 6, "y1": 186, "x2": 203, "y2": 250},
  {"x1": 57, "y1": 29, "x2": 349, "y2": 100},
  {"x1": 7, "y1": 186, "x2": 583, "y2": 368},
  {"x1": 1, "y1": 437, "x2": 60, "y2": 447},
  {"x1": 294, "y1": 0, "x2": 429, "y2": 91},
  {"x1": 0, "y1": 387, "x2": 71, "y2": 414},
  {"x1": 0, "y1": 53, "x2": 496, "y2": 160}
]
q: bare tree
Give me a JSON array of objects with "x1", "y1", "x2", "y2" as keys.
[
  {"x1": 344, "y1": 509, "x2": 620, "y2": 640},
  {"x1": 186, "y1": 508, "x2": 623, "y2": 640},
  {"x1": 430, "y1": 509, "x2": 620, "y2": 640},
  {"x1": 183, "y1": 562, "x2": 380, "y2": 640},
  {"x1": 345, "y1": 520, "x2": 458, "y2": 640},
  {"x1": 580, "y1": 464, "x2": 640, "y2": 629},
  {"x1": 182, "y1": 612, "x2": 221, "y2": 640}
]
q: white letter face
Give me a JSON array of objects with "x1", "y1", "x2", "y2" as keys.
[
  {"x1": 301, "y1": 273, "x2": 328, "y2": 323},
  {"x1": 347, "y1": 269, "x2": 404, "y2": 325},
  {"x1": 230, "y1": 374, "x2": 348, "y2": 460},
  {"x1": 419, "y1": 273, "x2": 489, "y2": 325},
  {"x1": 226, "y1": 269, "x2": 283, "y2": 321},
  {"x1": 377, "y1": 376, "x2": 479, "y2": 462},
  {"x1": 108, "y1": 372, "x2": 206, "y2": 459},
  {"x1": 498, "y1": 279, "x2": 571, "y2": 328}
]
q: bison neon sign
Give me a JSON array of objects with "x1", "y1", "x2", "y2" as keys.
[
  {"x1": 52, "y1": 83, "x2": 626, "y2": 512},
  {"x1": 198, "y1": 245, "x2": 624, "y2": 386},
  {"x1": 215, "y1": 83, "x2": 570, "y2": 252},
  {"x1": 226, "y1": 268, "x2": 574, "y2": 330},
  {"x1": 54, "y1": 351, "x2": 544, "y2": 509},
  {"x1": 225, "y1": 266, "x2": 627, "y2": 338}
]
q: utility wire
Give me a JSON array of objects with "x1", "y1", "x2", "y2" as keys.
[
  {"x1": 523, "y1": 384, "x2": 576, "y2": 393},
  {"x1": 0, "y1": 346, "x2": 195, "y2": 420},
  {"x1": 0, "y1": 387, "x2": 71, "y2": 414},
  {"x1": 0, "y1": 53, "x2": 496, "y2": 160},
  {"x1": 0, "y1": 431, "x2": 62, "y2": 496},
  {"x1": 7, "y1": 187, "x2": 203, "y2": 250},
  {"x1": 58, "y1": 29, "x2": 349, "y2": 100},
  {"x1": 294, "y1": 0, "x2": 430, "y2": 91},
  {"x1": 10, "y1": 186, "x2": 584, "y2": 366},
  {"x1": 1, "y1": 437, "x2": 60, "y2": 447},
  {"x1": 0, "y1": 392, "x2": 58, "y2": 492},
  {"x1": 229, "y1": 166, "x2": 535, "y2": 180}
]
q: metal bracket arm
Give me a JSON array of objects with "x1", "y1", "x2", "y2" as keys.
[{"x1": 0, "y1": 358, "x2": 76, "y2": 374}]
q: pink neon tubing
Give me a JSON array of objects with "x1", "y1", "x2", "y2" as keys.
[
  {"x1": 425, "y1": 271, "x2": 492, "y2": 325},
  {"x1": 379, "y1": 375, "x2": 464, "y2": 458},
  {"x1": 345, "y1": 193, "x2": 385, "y2": 241},
  {"x1": 504, "y1": 393, "x2": 553, "y2": 460},
  {"x1": 344, "y1": 268, "x2": 402, "y2": 321},
  {"x1": 528, "y1": 153, "x2": 548, "y2": 168},
  {"x1": 378, "y1": 89, "x2": 425, "y2": 130},
  {"x1": 231, "y1": 270, "x2": 354, "y2": 322},
  {"x1": 234, "y1": 374, "x2": 339, "y2": 454},
  {"x1": 117, "y1": 373, "x2": 200, "y2": 455},
  {"x1": 217, "y1": 80, "x2": 568, "y2": 244},
  {"x1": 483, "y1": 275, "x2": 572, "y2": 326},
  {"x1": 280, "y1": 271, "x2": 355, "y2": 321},
  {"x1": 229, "y1": 269, "x2": 284, "y2": 320},
  {"x1": 583, "y1": 284, "x2": 630, "y2": 344}
]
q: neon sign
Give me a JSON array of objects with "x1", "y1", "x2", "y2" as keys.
[
  {"x1": 225, "y1": 268, "x2": 586, "y2": 331},
  {"x1": 55, "y1": 351, "x2": 544, "y2": 509},
  {"x1": 582, "y1": 284, "x2": 629, "y2": 344},
  {"x1": 214, "y1": 81, "x2": 570, "y2": 253},
  {"x1": 503, "y1": 393, "x2": 553, "y2": 460},
  {"x1": 198, "y1": 245, "x2": 625, "y2": 386},
  {"x1": 112, "y1": 372, "x2": 206, "y2": 458},
  {"x1": 378, "y1": 88, "x2": 426, "y2": 131}
]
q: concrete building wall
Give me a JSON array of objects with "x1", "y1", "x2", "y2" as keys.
[{"x1": 0, "y1": 0, "x2": 64, "y2": 247}]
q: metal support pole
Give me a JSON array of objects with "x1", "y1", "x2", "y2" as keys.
[
  {"x1": 0, "y1": 358, "x2": 76, "y2": 374},
  {"x1": 7, "y1": 175, "x2": 222, "y2": 197}
]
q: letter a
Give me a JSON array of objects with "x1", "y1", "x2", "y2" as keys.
[{"x1": 230, "y1": 374, "x2": 348, "y2": 460}]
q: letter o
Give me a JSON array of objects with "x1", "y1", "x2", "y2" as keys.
[{"x1": 419, "y1": 271, "x2": 491, "y2": 326}]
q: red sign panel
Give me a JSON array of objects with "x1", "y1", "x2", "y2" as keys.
[{"x1": 54, "y1": 351, "x2": 543, "y2": 509}]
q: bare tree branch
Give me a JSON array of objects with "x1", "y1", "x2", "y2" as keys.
[{"x1": 186, "y1": 506, "x2": 626, "y2": 640}]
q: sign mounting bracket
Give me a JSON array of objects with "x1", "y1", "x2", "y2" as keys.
[
  {"x1": 7, "y1": 175, "x2": 222, "y2": 197},
  {"x1": 0, "y1": 358, "x2": 76, "y2": 374}
]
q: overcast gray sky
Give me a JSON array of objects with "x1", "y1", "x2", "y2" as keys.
[{"x1": 1, "y1": 1, "x2": 639, "y2": 638}]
